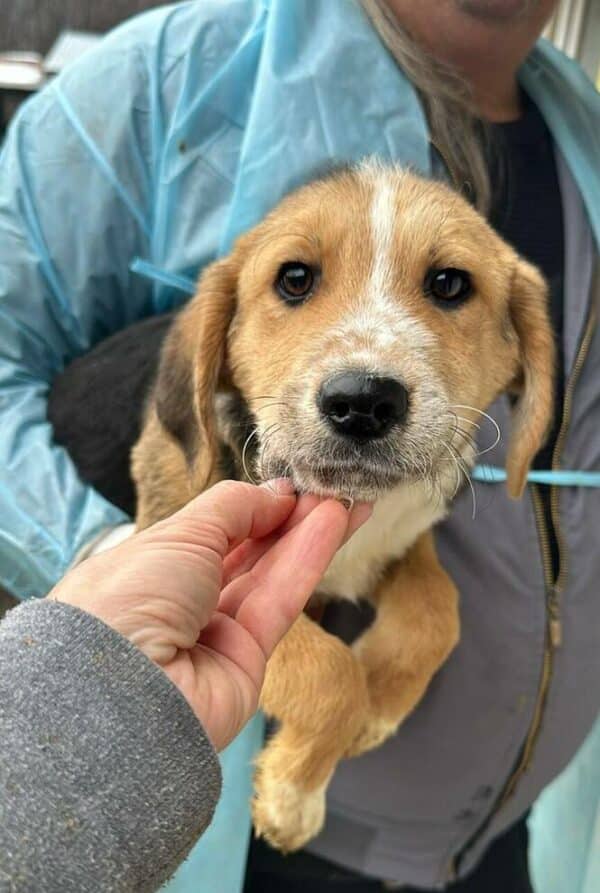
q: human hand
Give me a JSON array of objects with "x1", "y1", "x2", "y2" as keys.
[{"x1": 48, "y1": 480, "x2": 371, "y2": 750}]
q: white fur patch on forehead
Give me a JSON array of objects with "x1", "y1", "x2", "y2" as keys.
[
  {"x1": 329, "y1": 161, "x2": 435, "y2": 356},
  {"x1": 366, "y1": 166, "x2": 398, "y2": 305},
  {"x1": 355, "y1": 160, "x2": 402, "y2": 301}
]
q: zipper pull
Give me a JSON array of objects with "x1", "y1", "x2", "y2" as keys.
[
  {"x1": 446, "y1": 857, "x2": 458, "y2": 884},
  {"x1": 548, "y1": 591, "x2": 562, "y2": 647}
]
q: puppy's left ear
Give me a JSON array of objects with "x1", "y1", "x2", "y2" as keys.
[
  {"x1": 153, "y1": 250, "x2": 242, "y2": 492},
  {"x1": 506, "y1": 259, "x2": 555, "y2": 499},
  {"x1": 188, "y1": 254, "x2": 242, "y2": 490}
]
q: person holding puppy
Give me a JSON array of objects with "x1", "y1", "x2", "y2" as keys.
[{"x1": 0, "y1": 1, "x2": 598, "y2": 891}]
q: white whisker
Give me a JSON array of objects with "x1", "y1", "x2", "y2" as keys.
[
  {"x1": 455, "y1": 415, "x2": 481, "y2": 431},
  {"x1": 451, "y1": 404, "x2": 501, "y2": 448},
  {"x1": 452, "y1": 443, "x2": 477, "y2": 520},
  {"x1": 241, "y1": 429, "x2": 260, "y2": 484},
  {"x1": 441, "y1": 441, "x2": 462, "y2": 500}
]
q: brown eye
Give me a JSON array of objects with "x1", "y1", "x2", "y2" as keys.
[
  {"x1": 425, "y1": 268, "x2": 472, "y2": 306},
  {"x1": 275, "y1": 262, "x2": 317, "y2": 305}
]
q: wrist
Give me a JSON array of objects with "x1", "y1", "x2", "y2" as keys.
[{"x1": 71, "y1": 523, "x2": 136, "y2": 565}]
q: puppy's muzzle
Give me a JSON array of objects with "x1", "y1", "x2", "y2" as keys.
[{"x1": 318, "y1": 372, "x2": 409, "y2": 441}]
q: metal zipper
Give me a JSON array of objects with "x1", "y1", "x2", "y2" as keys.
[
  {"x1": 449, "y1": 305, "x2": 597, "y2": 881},
  {"x1": 550, "y1": 305, "x2": 597, "y2": 604}
]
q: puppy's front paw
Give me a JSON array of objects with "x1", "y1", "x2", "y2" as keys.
[
  {"x1": 345, "y1": 714, "x2": 398, "y2": 758},
  {"x1": 252, "y1": 748, "x2": 328, "y2": 852},
  {"x1": 253, "y1": 779, "x2": 326, "y2": 853}
]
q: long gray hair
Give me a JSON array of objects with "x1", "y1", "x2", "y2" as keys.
[{"x1": 360, "y1": 0, "x2": 491, "y2": 214}]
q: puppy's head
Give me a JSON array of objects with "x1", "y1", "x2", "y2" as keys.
[{"x1": 155, "y1": 163, "x2": 554, "y2": 502}]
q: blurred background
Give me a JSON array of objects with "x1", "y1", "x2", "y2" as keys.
[
  {"x1": 1, "y1": 0, "x2": 163, "y2": 52},
  {"x1": 0, "y1": 0, "x2": 164, "y2": 132},
  {"x1": 1, "y1": 0, "x2": 599, "y2": 138},
  {"x1": 544, "y1": 0, "x2": 600, "y2": 81}
]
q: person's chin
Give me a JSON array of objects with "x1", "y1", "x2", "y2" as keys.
[{"x1": 456, "y1": 0, "x2": 537, "y2": 23}]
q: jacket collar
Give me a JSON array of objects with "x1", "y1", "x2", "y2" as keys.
[{"x1": 520, "y1": 40, "x2": 600, "y2": 252}]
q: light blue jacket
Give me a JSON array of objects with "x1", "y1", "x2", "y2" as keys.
[{"x1": 0, "y1": 1, "x2": 598, "y2": 889}]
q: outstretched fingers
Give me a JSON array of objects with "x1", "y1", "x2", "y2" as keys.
[{"x1": 221, "y1": 499, "x2": 364, "y2": 658}]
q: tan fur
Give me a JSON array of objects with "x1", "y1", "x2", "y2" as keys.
[
  {"x1": 132, "y1": 410, "x2": 191, "y2": 528},
  {"x1": 348, "y1": 531, "x2": 460, "y2": 756},
  {"x1": 505, "y1": 259, "x2": 556, "y2": 498},
  {"x1": 131, "y1": 165, "x2": 554, "y2": 851}
]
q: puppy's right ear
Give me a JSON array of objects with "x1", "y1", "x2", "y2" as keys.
[
  {"x1": 154, "y1": 254, "x2": 240, "y2": 489},
  {"x1": 505, "y1": 258, "x2": 555, "y2": 499}
]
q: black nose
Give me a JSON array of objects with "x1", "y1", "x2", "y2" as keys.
[{"x1": 318, "y1": 373, "x2": 409, "y2": 441}]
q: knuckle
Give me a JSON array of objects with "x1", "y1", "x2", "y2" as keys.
[{"x1": 211, "y1": 479, "x2": 248, "y2": 499}]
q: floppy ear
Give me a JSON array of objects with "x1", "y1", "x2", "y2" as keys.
[
  {"x1": 505, "y1": 259, "x2": 555, "y2": 499},
  {"x1": 154, "y1": 255, "x2": 240, "y2": 490}
]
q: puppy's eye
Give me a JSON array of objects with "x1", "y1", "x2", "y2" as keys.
[
  {"x1": 275, "y1": 262, "x2": 316, "y2": 305},
  {"x1": 424, "y1": 268, "x2": 472, "y2": 306}
]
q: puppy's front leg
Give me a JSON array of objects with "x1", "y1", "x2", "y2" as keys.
[
  {"x1": 253, "y1": 611, "x2": 368, "y2": 852},
  {"x1": 348, "y1": 531, "x2": 459, "y2": 757}
]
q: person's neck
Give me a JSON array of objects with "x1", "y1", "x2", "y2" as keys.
[
  {"x1": 383, "y1": 1, "x2": 545, "y2": 123},
  {"x1": 456, "y1": 62, "x2": 523, "y2": 123},
  {"x1": 421, "y1": 37, "x2": 527, "y2": 123}
]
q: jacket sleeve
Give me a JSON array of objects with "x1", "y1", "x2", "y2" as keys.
[
  {"x1": 0, "y1": 0, "x2": 265, "y2": 601},
  {"x1": 0, "y1": 18, "x2": 164, "y2": 599},
  {"x1": 0, "y1": 599, "x2": 222, "y2": 892}
]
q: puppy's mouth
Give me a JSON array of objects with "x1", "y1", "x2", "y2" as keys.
[
  {"x1": 291, "y1": 459, "x2": 405, "y2": 500},
  {"x1": 256, "y1": 443, "x2": 421, "y2": 501},
  {"x1": 247, "y1": 404, "x2": 458, "y2": 501}
]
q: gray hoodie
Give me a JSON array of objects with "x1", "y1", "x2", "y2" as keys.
[{"x1": 0, "y1": 600, "x2": 222, "y2": 893}]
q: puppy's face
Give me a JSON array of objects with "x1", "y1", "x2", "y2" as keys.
[
  {"x1": 221, "y1": 165, "x2": 553, "y2": 500},
  {"x1": 157, "y1": 164, "x2": 554, "y2": 503}
]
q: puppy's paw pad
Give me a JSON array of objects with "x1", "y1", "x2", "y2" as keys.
[{"x1": 253, "y1": 780, "x2": 326, "y2": 853}]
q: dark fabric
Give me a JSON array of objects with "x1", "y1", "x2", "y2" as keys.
[
  {"x1": 488, "y1": 91, "x2": 566, "y2": 579},
  {"x1": 244, "y1": 813, "x2": 533, "y2": 893},
  {"x1": 489, "y1": 92, "x2": 565, "y2": 382},
  {"x1": 47, "y1": 312, "x2": 174, "y2": 516}
]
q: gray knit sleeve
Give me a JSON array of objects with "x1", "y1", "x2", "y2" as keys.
[{"x1": 0, "y1": 600, "x2": 222, "y2": 892}]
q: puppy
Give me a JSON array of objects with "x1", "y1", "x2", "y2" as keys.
[{"x1": 132, "y1": 162, "x2": 554, "y2": 852}]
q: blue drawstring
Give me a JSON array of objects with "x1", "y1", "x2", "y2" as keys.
[
  {"x1": 473, "y1": 465, "x2": 600, "y2": 488},
  {"x1": 130, "y1": 258, "x2": 197, "y2": 295}
]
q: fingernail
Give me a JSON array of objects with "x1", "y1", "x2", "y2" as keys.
[{"x1": 261, "y1": 477, "x2": 295, "y2": 496}]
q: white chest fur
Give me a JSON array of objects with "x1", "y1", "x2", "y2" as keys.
[{"x1": 318, "y1": 482, "x2": 448, "y2": 603}]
